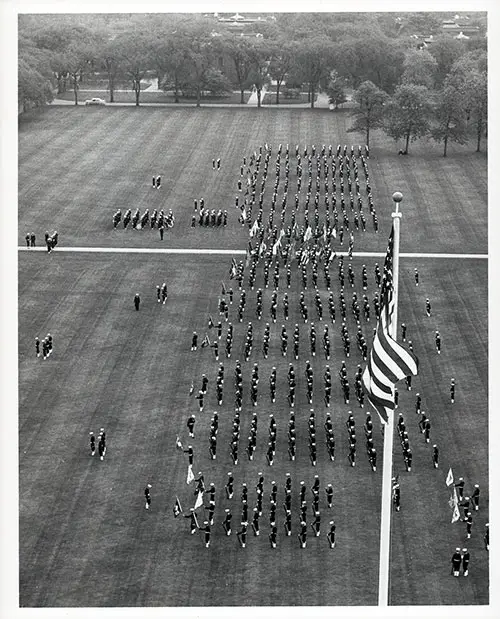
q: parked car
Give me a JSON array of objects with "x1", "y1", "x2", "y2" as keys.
[{"x1": 84, "y1": 97, "x2": 106, "y2": 106}]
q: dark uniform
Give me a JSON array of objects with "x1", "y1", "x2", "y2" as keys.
[
  {"x1": 184, "y1": 508, "x2": 198, "y2": 534},
  {"x1": 98, "y1": 437, "x2": 105, "y2": 461},
  {"x1": 225, "y1": 472, "x2": 234, "y2": 499},
  {"x1": 89, "y1": 432, "x2": 95, "y2": 456},
  {"x1": 35, "y1": 336, "x2": 40, "y2": 357},
  {"x1": 435, "y1": 331, "x2": 441, "y2": 354},
  {"x1": 451, "y1": 548, "x2": 462, "y2": 576},
  {"x1": 432, "y1": 444, "x2": 439, "y2": 468},
  {"x1": 223, "y1": 509, "x2": 232, "y2": 535},
  {"x1": 30, "y1": 233, "x2": 36, "y2": 247},
  {"x1": 298, "y1": 521, "x2": 307, "y2": 548},
  {"x1": 462, "y1": 548, "x2": 470, "y2": 576},
  {"x1": 184, "y1": 445, "x2": 194, "y2": 465},
  {"x1": 269, "y1": 526, "x2": 278, "y2": 548},
  {"x1": 237, "y1": 523, "x2": 248, "y2": 548},
  {"x1": 145, "y1": 484, "x2": 152, "y2": 509},
  {"x1": 393, "y1": 484, "x2": 401, "y2": 512},
  {"x1": 471, "y1": 484, "x2": 480, "y2": 511},
  {"x1": 200, "y1": 522, "x2": 211, "y2": 548},
  {"x1": 455, "y1": 478, "x2": 465, "y2": 502},
  {"x1": 327, "y1": 520, "x2": 336, "y2": 548},
  {"x1": 134, "y1": 293, "x2": 141, "y2": 311}
]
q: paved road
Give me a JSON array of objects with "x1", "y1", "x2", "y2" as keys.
[{"x1": 48, "y1": 89, "x2": 335, "y2": 110}]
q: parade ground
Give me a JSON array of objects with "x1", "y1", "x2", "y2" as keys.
[{"x1": 18, "y1": 106, "x2": 488, "y2": 606}]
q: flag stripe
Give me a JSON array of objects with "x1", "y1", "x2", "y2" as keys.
[{"x1": 362, "y1": 222, "x2": 418, "y2": 423}]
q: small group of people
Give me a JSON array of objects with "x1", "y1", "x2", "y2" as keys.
[
  {"x1": 24, "y1": 232, "x2": 36, "y2": 247},
  {"x1": 156, "y1": 283, "x2": 168, "y2": 304},
  {"x1": 114, "y1": 208, "x2": 175, "y2": 238},
  {"x1": 133, "y1": 282, "x2": 168, "y2": 310},
  {"x1": 89, "y1": 428, "x2": 107, "y2": 461},
  {"x1": 191, "y1": 208, "x2": 228, "y2": 228},
  {"x1": 451, "y1": 547, "x2": 470, "y2": 577},
  {"x1": 34, "y1": 333, "x2": 53, "y2": 359},
  {"x1": 45, "y1": 230, "x2": 58, "y2": 252}
]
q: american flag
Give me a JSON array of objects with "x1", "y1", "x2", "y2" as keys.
[{"x1": 362, "y1": 223, "x2": 419, "y2": 422}]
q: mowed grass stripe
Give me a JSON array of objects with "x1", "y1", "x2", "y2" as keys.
[
  {"x1": 19, "y1": 110, "x2": 144, "y2": 239},
  {"x1": 18, "y1": 253, "x2": 386, "y2": 606},
  {"x1": 19, "y1": 108, "x2": 486, "y2": 254},
  {"x1": 17, "y1": 107, "x2": 487, "y2": 607},
  {"x1": 18, "y1": 251, "x2": 487, "y2": 606},
  {"x1": 389, "y1": 259, "x2": 488, "y2": 605}
]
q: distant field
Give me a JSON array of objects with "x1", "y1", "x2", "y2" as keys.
[
  {"x1": 19, "y1": 107, "x2": 487, "y2": 254},
  {"x1": 18, "y1": 107, "x2": 488, "y2": 607}
]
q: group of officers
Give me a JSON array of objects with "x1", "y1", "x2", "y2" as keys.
[
  {"x1": 178, "y1": 471, "x2": 337, "y2": 550},
  {"x1": 112, "y1": 207, "x2": 175, "y2": 239},
  {"x1": 34, "y1": 333, "x2": 53, "y2": 360}
]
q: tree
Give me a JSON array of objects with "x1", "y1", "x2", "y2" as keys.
[
  {"x1": 384, "y1": 83, "x2": 433, "y2": 154},
  {"x1": 182, "y1": 20, "x2": 220, "y2": 107},
  {"x1": 18, "y1": 58, "x2": 53, "y2": 112},
  {"x1": 348, "y1": 80, "x2": 389, "y2": 148},
  {"x1": 448, "y1": 51, "x2": 487, "y2": 152},
  {"x1": 334, "y1": 34, "x2": 404, "y2": 93},
  {"x1": 402, "y1": 49, "x2": 438, "y2": 89},
  {"x1": 427, "y1": 35, "x2": 466, "y2": 88},
  {"x1": 247, "y1": 38, "x2": 272, "y2": 109},
  {"x1": 148, "y1": 18, "x2": 191, "y2": 104},
  {"x1": 30, "y1": 23, "x2": 97, "y2": 104},
  {"x1": 430, "y1": 83, "x2": 468, "y2": 156},
  {"x1": 326, "y1": 71, "x2": 347, "y2": 110},
  {"x1": 400, "y1": 12, "x2": 442, "y2": 36},
  {"x1": 465, "y1": 70, "x2": 487, "y2": 152},
  {"x1": 113, "y1": 31, "x2": 153, "y2": 106},
  {"x1": 268, "y1": 40, "x2": 295, "y2": 105},
  {"x1": 293, "y1": 35, "x2": 334, "y2": 108},
  {"x1": 202, "y1": 68, "x2": 232, "y2": 97},
  {"x1": 18, "y1": 39, "x2": 54, "y2": 111},
  {"x1": 223, "y1": 35, "x2": 253, "y2": 104},
  {"x1": 99, "y1": 39, "x2": 123, "y2": 103}
]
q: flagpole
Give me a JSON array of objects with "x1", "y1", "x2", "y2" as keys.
[{"x1": 378, "y1": 191, "x2": 403, "y2": 606}]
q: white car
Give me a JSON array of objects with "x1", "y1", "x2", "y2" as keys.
[{"x1": 84, "y1": 97, "x2": 106, "y2": 106}]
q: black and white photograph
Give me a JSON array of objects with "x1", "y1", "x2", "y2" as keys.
[{"x1": 1, "y1": 0, "x2": 497, "y2": 615}]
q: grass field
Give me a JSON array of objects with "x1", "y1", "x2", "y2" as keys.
[{"x1": 18, "y1": 106, "x2": 488, "y2": 607}]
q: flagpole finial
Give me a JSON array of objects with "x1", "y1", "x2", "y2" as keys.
[{"x1": 392, "y1": 191, "x2": 403, "y2": 216}]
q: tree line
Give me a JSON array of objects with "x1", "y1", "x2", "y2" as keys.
[{"x1": 19, "y1": 12, "x2": 487, "y2": 154}]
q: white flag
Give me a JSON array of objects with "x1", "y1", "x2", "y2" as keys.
[
  {"x1": 451, "y1": 503, "x2": 461, "y2": 524},
  {"x1": 250, "y1": 219, "x2": 259, "y2": 237},
  {"x1": 194, "y1": 491, "x2": 204, "y2": 510},
  {"x1": 187, "y1": 464, "x2": 195, "y2": 485},
  {"x1": 445, "y1": 467, "x2": 454, "y2": 487},
  {"x1": 304, "y1": 226, "x2": 312, "y2": 242}
]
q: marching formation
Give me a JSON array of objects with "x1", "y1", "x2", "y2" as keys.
[
  {"x1": 51, "y1": 139, "x2": 486, "y2": 575},
  {"x1": 162, "y1": 142, "x2": 486, "y2": 566}
]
